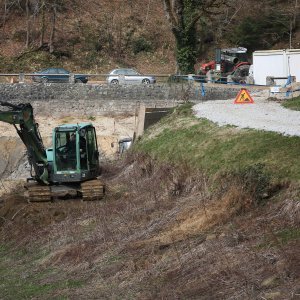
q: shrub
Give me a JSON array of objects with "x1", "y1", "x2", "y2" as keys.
[
  {"x1": 217, "y1": 163, "x2": 271, "y2": 212},
  {"x1": 223, "y1": 163, "x2": 271, "y2": 205},
  {"x1": 12, "y1": 30, "x2": 27, "y2": 42},
  {"x1": 132, "y1": 37, "x2": 152, "y2": 54},
  {"x1": 240, "y1": 164, "x2": 270, "y2": 200}
]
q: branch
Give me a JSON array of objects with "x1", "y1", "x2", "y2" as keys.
[{"x1": 162, "y1": 0, "x2": 178, "y2": 28}]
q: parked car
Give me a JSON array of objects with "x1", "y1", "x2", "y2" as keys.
[
  {"x1": 107, "y1": 68, "x2": 156, "y2": 85},
  {"x1": 32, "y1": 68, "x2": 88, "y2": 83}
]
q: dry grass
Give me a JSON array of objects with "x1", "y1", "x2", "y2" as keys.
[{"x1": 0, "y1": 153, "x2": 299, "y2": 299}]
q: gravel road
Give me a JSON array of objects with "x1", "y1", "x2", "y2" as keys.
[{"x1": 193, "y1": 89, "x2": 300, "y2": 137}]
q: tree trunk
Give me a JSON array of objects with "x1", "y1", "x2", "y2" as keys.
[
  {"x1": 25, "y1": 0, "x2": 30, "y2": 48},
  {"x1": 174, "y1": 28, "x2": 197, "y2": 74},
  {"x1": 2, "y1": 0, "x2": 8, "y2": 32},
  {"x1": 163, "y1": 0, "x2": 198, "y2": 74},
  {"x1": 162, "y1": 0, "x2": 225, "y2": 74},
  {"x1": 39, "y1": 0, "x2": 45, "y2": 47},
  {"x1": 49, "y1": 2, "x2": 56, "y2": 53}
]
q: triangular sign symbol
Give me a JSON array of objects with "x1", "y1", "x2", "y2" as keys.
[{"x1": 234, "y1": 88, "x2": 254, "y2": 104}]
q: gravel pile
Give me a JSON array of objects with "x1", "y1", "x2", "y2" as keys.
[{"x1": 193, "y1": 89, "x2": 300, "y2": 137}]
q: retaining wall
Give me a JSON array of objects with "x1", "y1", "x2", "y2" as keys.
[{"x1": 0, "y1": 83, "x2": 243, "y2": 116}]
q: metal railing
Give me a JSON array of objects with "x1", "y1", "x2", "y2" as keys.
[
  {"x1": 0, "y1": 72, "x2": 261, "y2": 87},
  {"x1": 0, "y1": 73, "x2": 175, "y2": 84}
]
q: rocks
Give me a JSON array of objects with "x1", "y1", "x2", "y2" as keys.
[
  {"x1": 261, "y1": 275, "x2": 279, "y2": 287},
  {"x1": 263, "y1": 292, "x2": 281, "y2": 299}
]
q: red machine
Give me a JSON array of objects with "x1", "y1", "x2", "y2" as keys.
[{"x1": 197, "y1": 47, "x2": 250, "y2": 75}]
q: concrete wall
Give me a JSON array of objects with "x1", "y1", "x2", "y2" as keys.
[{"x1": 0, "y1": 83, "x2": 242, "y2": 116}]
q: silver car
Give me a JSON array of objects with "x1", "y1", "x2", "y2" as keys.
[{"x1": 107, "y1": 68, "x2": 156, "y2": 85}]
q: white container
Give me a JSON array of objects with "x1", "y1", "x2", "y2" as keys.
[{"x1": 252, "y1": 49, "x2": 300, "y2": 85}]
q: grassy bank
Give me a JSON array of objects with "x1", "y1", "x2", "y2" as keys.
[
  {"x1": 282, "y1": 95, "x2": 300, "y2": 111},
  {"x1": 135, "y1": 103, "x2": 300, "y2": 181}
]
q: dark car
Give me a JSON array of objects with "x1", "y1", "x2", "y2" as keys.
[{"x1": 32, "y1": 68, "x2": 88, "y2": 83}]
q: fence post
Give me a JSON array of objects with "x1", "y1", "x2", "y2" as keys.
[
  {"x1": 69, "y1": 73, "x2": 75, "y2": 83},
  {"x1": 19, "y1": 73, "x2": 25, "y2": 83}
]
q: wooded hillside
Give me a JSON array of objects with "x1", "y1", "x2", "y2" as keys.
[{"x1": 0, "y1": 0, "x2": 299, "y2": 73}]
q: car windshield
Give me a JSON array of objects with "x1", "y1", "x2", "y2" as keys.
[
  {"x1": 111, "y1": 69, "x2": 140, "y2": 75},
  {"x1": 37, "y1": 68, "x2": 69, "y2": 74},
  {"x1": 39, "y1": 69, "x2": 50, "y2": 73},
  {"x1": 57, "y1": 69, "x2": 69, "y2": 74},
  {"x1": 127, "y1": 69, "x2": 139, "y2": 75}
]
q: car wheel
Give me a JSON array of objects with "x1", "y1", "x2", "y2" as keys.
[
  {"x1": 142, "y1": 78, "x2": 150, "y2": 84},
  {"x1": 110, "y1": 79, "x2": 119, "y2": 85},
  {"x1": 41, "y1": 77, "x2": 48, "y2": 83}
]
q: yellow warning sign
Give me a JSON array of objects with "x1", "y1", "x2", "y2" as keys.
[{"x1": 234, "y1": 88, "x2": 254, "y2": 104}]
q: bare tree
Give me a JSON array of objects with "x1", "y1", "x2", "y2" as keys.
[
  {"x1": 25, "y1": 0, "x2": 30, "y2": 48},
  {"x1": 1, "y1": 0, "x2": 21, "y2": 31},
  {"x1": 39, "y1": 0, "x2": 45, "y2": 47},
  {"x1": 48, "y1": 0, "x2": 56, "y2": 53}
]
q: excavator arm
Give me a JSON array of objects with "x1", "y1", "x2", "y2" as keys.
[{"x1": 0, "y1": 101, "x2": 49, "y2": 184}]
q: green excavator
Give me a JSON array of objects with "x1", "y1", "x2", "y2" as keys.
[{"x1": 0, "y1": 101, "x2": 105, "y2": 201}]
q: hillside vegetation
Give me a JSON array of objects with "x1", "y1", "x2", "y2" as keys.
[
  {"x1": 0, "y1": 0, "x2": 299, "y2": 74},
  {"x1": 0, "y1": 105, "x2": 299, "y2": 299}
]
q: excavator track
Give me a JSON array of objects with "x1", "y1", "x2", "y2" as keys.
[
  {"x1": 81, "y1": 179, "x2": 105, "y2": 201},
  {"x1": 26, "y1": 184, "x2": 51, "y2": 202}
]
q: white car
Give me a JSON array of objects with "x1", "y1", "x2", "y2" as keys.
[{"x1": 107, "y1": 68, "x2": 156, "y2": 85}]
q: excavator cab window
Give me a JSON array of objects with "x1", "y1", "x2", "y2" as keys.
[
  {"x1": 86, "y1": 127, "x2": 98, "y2": 168},
  {"x1": 79, "y1": 129, "x2": 87, "y2": 170},
  {"x1": 55, "y1": 131, "x2": 77, "y2": 171}
]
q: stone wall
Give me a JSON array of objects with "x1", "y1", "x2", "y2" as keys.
[{"x1": 0, "y1": 83, "x2": 243, "y2": 116}]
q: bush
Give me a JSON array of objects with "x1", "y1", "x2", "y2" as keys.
[
  {"x1": 223, "y1": 163, "x2": 271, "y2": 204},
  {"x1": 238, "y1": 163, "x2": 270, "y2": 200},
  {"x1": 132, "y1": 37, "x2": 152, "y2": 54},
  {"x1": 12, "y1": 30, "x2": 27, "y2": 42}
]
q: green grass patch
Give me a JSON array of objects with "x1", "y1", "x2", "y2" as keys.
[
  {"x1": 258, "y1": 228, "x2": 300, "y2": 249},
  {"x1": 0, "y1": 243, "x2": 84, "y2": 299},
  {"x1": 134, "y1": 107, "x2": 300, "y2": 181},
  {"x1": 282, "y1": 95, "x2": 300, "y2": 111},
  {"x1": 275, "y1": 228, "x2": 300, "y2": 244}
]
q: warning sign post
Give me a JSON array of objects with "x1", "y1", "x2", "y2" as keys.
[{"x1": 234, "y1": 88, "x2": 254, "y2": 104}]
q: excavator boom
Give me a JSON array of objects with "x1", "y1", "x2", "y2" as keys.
[{"x1": 0, "y1": 102, "x2": 49, "y2": 184}]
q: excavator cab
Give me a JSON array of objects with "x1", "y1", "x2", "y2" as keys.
[{"x1": 52, "y1": 123, "x2": 100, "y2": 184}]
